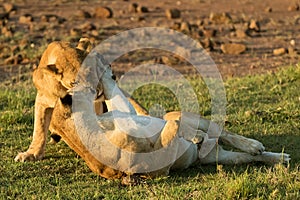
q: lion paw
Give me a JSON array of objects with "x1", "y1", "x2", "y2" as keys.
[
  {"x1": 261, "y1": 152, "x2": 291, "y2": 164},
  {"x1": 14, "y1": 152, "x2": 43, "y2": 162},
  {"x1": 228, "y1": 136, "x2": 265, "y2": 155}
]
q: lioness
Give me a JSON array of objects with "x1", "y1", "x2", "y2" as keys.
[{"x1": 15, "y1": 39, "x2": 290, "y2": 182}]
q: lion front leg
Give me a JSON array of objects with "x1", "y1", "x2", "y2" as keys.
[{"x1": 15, "y1": 93, "x2": 53, "y2": 162}]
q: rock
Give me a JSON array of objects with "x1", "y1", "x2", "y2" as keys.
[
  {"x1": 200, "y1": 38, "x2": 213, "y2": 51},
  {"x1": 76, "y1": 10, "x2": 92, "y2": 19},
  {"x1": 70, "y1": 28, "x2": 82, "y2": 37},
  {"x1": 165, "y1": 9, "x2": 181, "y2": 19},
  {"x1": 3, "y1": 3, "x2": 16, "y2": 13},
  {"x1": 288, "y1": 3, "x2": 299, "y2": 11},
  {"x1": 273, "y1": 48, "x2": 286, "y2": 56},
  {"x1": 128, "y1": 3, "x2": 138, "y2": 13},
  {"x1": 40, "y1": 14, "x2": 61, "y2": 23},
  {"x1": 0, "y1": 12, "x2": 9, "y2": 20},
  {"x1": 94, "y1": 6, "x2": 113, "y2": 18},
  {"x1": 19, "y1": 14, "x2": 34, "y2": 24},
  {"x1": 137, "y1": 6, "x2": 149, "y2": 13},
  {"x1": 203, "y1": 28, "x2": 216, "y2": 38},
  {"x1": 221, "y1": 43, "x2": 246, "y2": 55},
  {"x1": 248, "y1": 19, "x2": 260, "y2": 32},
  {"x1": 209, "y1": 12, "x2": 231, "y2": 24},
  {"x1": 180, "y1": 21, "x2": 190, "y2": 32},
  {"x1": 235, "y1": 29, "x2": 248, "y2": 38},
  {"x1": 265, "y1": 7, "x2": 272, "y2": 13},
  {"x1": 1, "y1": 26, "x2": 13, "y2": 37},
  {"x1": 80, "y1": 22, "x2": 96, "y2": 32}
]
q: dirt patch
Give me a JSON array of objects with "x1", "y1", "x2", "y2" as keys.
[{"x1": 0, "y1": 0, "x2": 299, "y2": 82}]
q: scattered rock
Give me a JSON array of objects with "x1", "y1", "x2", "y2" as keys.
[
  {"x1": 221, "y1": 43, "x2": 246, "y2": 54},
  {"x1": 70, "y1": 28, "x2": 82, "y2": 37},
  {"x1": 235, "y1": 29, "x2": 248, "y2": 38},
  {"x1": 80, "y1": 22, "x2": 96, "y2": 32},
  {"x1": 180, "y1": 21, "x2": 190, "y2": 32},
  {"x1": 40, "y1": 14, "x2": 64, "y2": 23},
  {"x1": 137, "y1": 6, "x2": 149, "y2": 13},
  {"x1": 76, "y1": 10, "x2": 92, "y2": 19},
  {"x1": 1, "y1": 26, "x2": 13, "y2": 37},
  {"x1": 3, "y1": 3, "x2": 16, "y2": 13},
  {"x1": 288, "y1": 3, "x2": 299, "y2": 11},
  {"x1": 265, "y1": 7, "x2": 272, "y2": 13},
  {"x1": 290, "y1": 39, "x2": 296, "y2": 46},
  {"x1": 19, "y1": 14, "x2": 34, "y2": 24},
  {"x1": 0, "y1": 12, "x2": 9, "y2": 20},
  {"x1": 165, "y1": 9, "x2": 181, "y2": 19},
  {"x1": 200, "y1": 38, "x2": 214, "y2": 51},
  {"x1": 94, "y1": 6, "x2": 113, "y2": 18},
  {"x1": 128, "y1": 3, "x2": 138, "y2": 13},
  {"x1": 202, "y1": 28, "x2": 216, "y2": 38},
  {"x1": 248, "y1": 19, "x2": 260, "y2": 32},
  {"x1": 209, "y1": 12, "x2": 231, "y2": 24},
  {"x1": 273, "y1": 48, "x2": 286, "y2": 56}
]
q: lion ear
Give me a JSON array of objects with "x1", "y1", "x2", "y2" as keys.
[
  {"x1": 41, "y1": 64, "x2": 63, "y2": 80},
  {"x1": 47, "y1": 64, "x2": 60, "y2": 74}
]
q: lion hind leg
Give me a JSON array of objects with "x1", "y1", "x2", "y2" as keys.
[{"x1": 200, "y1": 146, "x2": 290, "y2": 165}]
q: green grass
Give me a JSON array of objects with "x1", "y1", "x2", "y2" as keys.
[{"x1": 1, "y1": 65, "x2": 300, "y2": 199}]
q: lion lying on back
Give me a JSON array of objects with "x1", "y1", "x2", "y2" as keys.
[{"x1": 15, "y1": 39, "x2": 290, "y2": 183}]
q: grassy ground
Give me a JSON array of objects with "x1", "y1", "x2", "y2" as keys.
[{"x1": 0, "y1": 65, "x2": 299, "y2": 199}]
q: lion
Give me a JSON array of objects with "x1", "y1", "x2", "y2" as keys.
[{"x1": 15, "y1": 39, "x2": 290, "y2": 184}]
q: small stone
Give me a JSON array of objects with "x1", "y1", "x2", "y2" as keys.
[
  {"x1": 203, "y1": 28, "x2": 216, "y2": 38},
  {"x1": 1, "y1": 26, "x2": 13, "y2": 37},
  {"x1": 137, "y1": 6, "x2": 148, "y2": 13},
  {"x1": 248, "y1": 19, "x2": 260, "y2": 32},
  {"x1": 94, "y1": 6, "x2": 113, "y2": 18},
  {"x1": 265, "y1": 7, "x2": 272, "y2": 13},
  {"x1": 273, "y1": 48, "x2": 286, "y2": 56},
  {"x1": 70, "y1": 28, "x2": 82, "y2": 37},
  {"x1": 221, "y1": 43, "x2": 246, "y2": 55},
  {"x1": 165, "y1": 9, "x2": 181, "y2": 19},
  {"x1": 288, "y1": 3, "x2": 299, "y2": 11},
  {"x1": 200, "y1": 38, "x2": 213, "y2": 51},
  {"x1": 235, "y1": 29, "x2": 248, "y2": 38},
  {"x1": 80, "y1": 22, "x2": 96, "y2": 31},
  {"x1": 209, "y1": 12, "x2": 231, "y2": 24},
  {"x1": 76, "y1": 10, "x2": 92, "y2": 19},
  {"x1": 180, "y1": 21, "x2": 190, "y2": 32},
  {"x1": 3, "y1": 3, "x2": 16, "y2": 13},
  {"x1": 128, "y1": 3, "x2": 138, "y2": 13},
  {"x1": 19, "y1": 14, "x2": 34, "y2": 24},
  {"x1": 290, "y1": 39, "x2": 296, "y2": 46},
  {"x1": 0, "y1": 12, "x2": 9, "y2": 20}
]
